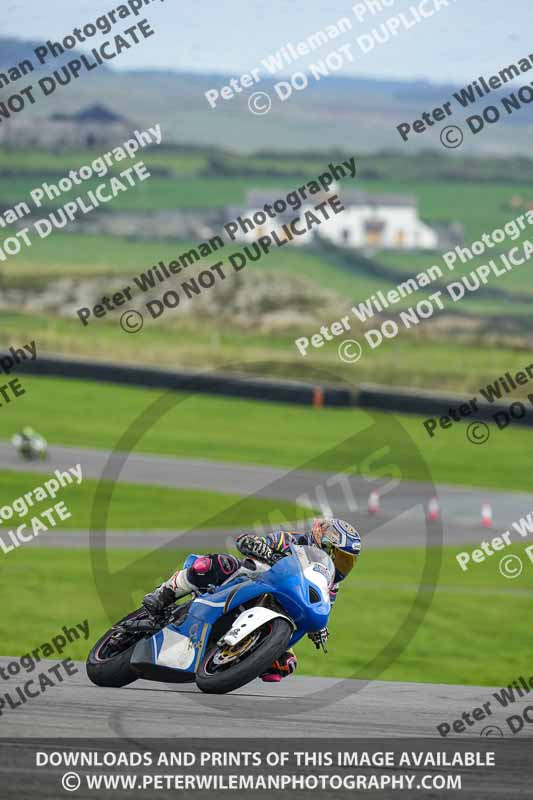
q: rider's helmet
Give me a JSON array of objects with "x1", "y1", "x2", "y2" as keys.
[
  {"x1": 21, "y1": 426, "x2": 35, "y2": 439},
  {"x1": 311, "y1": 518, "x2": 361, "y2": 577}
]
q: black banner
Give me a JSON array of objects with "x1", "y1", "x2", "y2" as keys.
[{"x1": 0, "y1": 738, "x2": 531, "y2": 799}]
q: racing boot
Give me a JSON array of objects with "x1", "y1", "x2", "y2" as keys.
[
  {"x1": 142, "y1": 569, "x2": 195, "y2": 617},
  {"x1": 260, "y1": 650, "x2": 297, "y2": 683}
]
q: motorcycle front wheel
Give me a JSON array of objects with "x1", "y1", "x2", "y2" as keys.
[{"x1": 196, "y1": 617, "x2": 292, "y2": 694}]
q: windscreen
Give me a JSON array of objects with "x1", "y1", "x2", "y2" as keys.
[{"x1": 293, "y1": 545, "x2": 335, "y2": 585}]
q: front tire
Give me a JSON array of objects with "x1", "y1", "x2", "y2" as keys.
[
  {"x1": 196, "y1": 617, "x2": 292, "y2": 694},
  {"x1": 86, "y1": 608, "x2": 146, "y2": 688}
]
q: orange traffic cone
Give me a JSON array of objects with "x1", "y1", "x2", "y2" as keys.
[
  {"x1": 427, "y1": 496, "x2": 440, "y2": 522},
  {"x1": 368, "y1": 490, "x2": 380, "y2": 514},
  {"x1": 481, "y1": 503, "x2": 493, "y2": 528}
]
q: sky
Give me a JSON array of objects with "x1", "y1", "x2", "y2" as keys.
[{"x1": 2, "y1": 0, "x2": 528, "y2": 85}]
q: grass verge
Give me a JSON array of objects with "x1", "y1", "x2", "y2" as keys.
[
  {"x1": 0, "y1": 470, "x2": 312, "y2": 531},
  {"x1": 3, "y1": 309, "x2": 533, "y2": 396}
]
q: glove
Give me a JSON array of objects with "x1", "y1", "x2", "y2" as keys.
[
  {"x1": 236, "y1": 535, "x2": 280, "y2": 565},
  {"x1": 308, "y1": 627, "x2": 329, "y2": 650},
  {"x1": 329, "y1": 584, "x2": 339, "y2": 604}
]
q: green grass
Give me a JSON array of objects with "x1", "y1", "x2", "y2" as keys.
[
  {"x1": 1, "y1": 544, "x2": 531, "y2": 687},
  {"x1": 1, "y1": 144, "x2": 527, "y2": 243},
  {"x1": 7, "y1": 225, "x2": 533, "y2": 324},
  {"x1": 5, "y1": 234, "x2": 202, "y2": 279},
  {"x1": 2, "y1": 231, "x2": 388, "y2": 298},
  {"x1": 1, "y1": 231, "x2": 394, "y2": 300},
  {"x1": 0, "y1": 470, "x2": 312, "y2": 531},
  {"x1": 2, "y1": 171, "x2": 527, "y2": 240},
  {"x1": 324, "y1": 542, "x2": 533, "y2": 685},
  {"x1": 210, "y1": 150, "x2": 533, "y2": 188},
  {"x1": 4, "y1": 143, "x2": 533, "y2": 322},
  {"x1": 4, "y1": 147, "x2": 533, "y2": 184},
  {"x1": 0, "y1": 374, "x2": 532, "y2": 493},
  {"x1": 4, "y1": 307, "x2": 533, "y2": 396},
  {"x1": 378, "y1": 239, "x2": 533, "y2": 306},
  {"x1": 5, "y1": 226, "x2": 533, "y2": 323},
  {"x1": 0, "y1": 175, "x2": 299, "y2": 213},
  {"x1": 0, "y1": 148, "x2": 206, "y2": 175}
]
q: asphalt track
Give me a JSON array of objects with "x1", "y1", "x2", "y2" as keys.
[
  {"x1": 1, "y1": 441, "x2": 532, "y2": 552},
  {"x1": 2, "y1": 657, "x2": 532, "y2": 739}
]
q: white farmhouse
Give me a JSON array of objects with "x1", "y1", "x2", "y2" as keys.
[
  {"x1": 233, "y1": 188, "x2": 439, "y2": 251},
  {"x1": 319, "y1": 190, "x2": 438, "y2": 250}
]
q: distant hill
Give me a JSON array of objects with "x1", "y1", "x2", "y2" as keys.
[
  {"x1": 1, "y1": 36, "x2": 531, "y2": 155},
  {"x1": 0, "y1": 36, "x2": 109, "y2": 73}
]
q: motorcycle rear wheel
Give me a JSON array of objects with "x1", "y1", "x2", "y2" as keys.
[
  {"x1": 86, "y1": 608, "x2": 147, "y2": 688},
  {"x1": 196, "y1": 617, "x2": 292, "y2": 694}
]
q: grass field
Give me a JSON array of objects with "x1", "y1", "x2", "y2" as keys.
[
  {"x1": 1, "y1": 144, "x2": 529, "y2": 242},
  {"x1": 4, "y1": 136, "x2": 533, "y2": 323},
  {"x1": 2, "y1": 232, "x2": 392, "y2": 302},
  {"x1": 379, "y1": 241, "x2": 533, "y2": 305},
  {"x1": 0, "y1": 175, "x2": 298, "y2": 212},
  {"x1": 3, "y1": 309, "x2": 533, "y2": 395},
  {"x1": 0, "y1": 375, "x2": 532, "y2": 492},
  {"x1": 5, "y1": 227, "x2": 533, "y2": 323},
  {"x1": 1, "y1": 544, "x2": 531, "y2": 687},
  {"x1": 0, "y1": 149, "x2": 206, "y2": 175},
  {"x1": 0, "y1": 470, "x2": 312, "y2": 531},
  {"x1": 2, "y1": 175, "x2": 528, "y2": 243},
  {"x1": 4, "y1": 235, "x2": 201, "y2": 280}
]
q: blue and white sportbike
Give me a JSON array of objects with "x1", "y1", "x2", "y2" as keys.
[{"x1": 86, "y1": 544, "x2": 333, "y2": 694}]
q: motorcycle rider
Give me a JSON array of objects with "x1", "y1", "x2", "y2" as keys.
[
  {"x1": 16, "y1": 426, "x2": 36, "y2": 445},
  {"x1": 11, "y1": 426, "x2": 47, "y2": 459},
  {"x1": 142, "y1": 517, "x2": 361, "y2": 683}
]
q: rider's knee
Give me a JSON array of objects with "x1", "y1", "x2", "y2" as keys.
[
  {"x1": 186, "y1": 553, "x2": 240, "y2": 590},
  {"x1": 189, "y1": 555, "x2": 212, "y2": 577},
  {"x1": 186, "y1": 556, "x2": 214, "y2": 590}
]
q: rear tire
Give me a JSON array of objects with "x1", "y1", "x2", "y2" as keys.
[
  {"x1": 196, "y1": 617, "x2": 292, "y2": 694},
  {"x1": 86, "y1": 608, "x2": 146, "y2": 688}
]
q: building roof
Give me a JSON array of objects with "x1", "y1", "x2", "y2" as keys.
[
  {"x1": 225, "y1": 204, "x2": 299, "y2": 225},
  {"x1": 341, "y1": 191, "x2": 416, "y2": 207},
  {"x1": 245, "y1": 189, "x2": 417, "y2": 209},
  {"x1": 50, "y1": 104, "x2": 129, "y2": 124},
  {"x1": 245, "y1": 189, "x2": 329, "y2": 208}
]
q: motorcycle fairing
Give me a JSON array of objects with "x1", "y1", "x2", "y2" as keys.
[{"x1": 131, "y1": 545, "x2": 332, "y2": 679}]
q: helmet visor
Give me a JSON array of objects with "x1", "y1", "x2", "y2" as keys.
[
  {"x1": 330, "y1": 546, "x2": 358, "y2": 577},
  {"x1": 321, "y1": 537, "x2": 358, "y2": 576}
]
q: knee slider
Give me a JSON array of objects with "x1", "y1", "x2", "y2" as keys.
[
  {"x1": 189, "y1": 555, "x2": 212, "y2": 577},
  {"x1": 186, "y1": 553, "x2": 240, "y2": 590}
]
